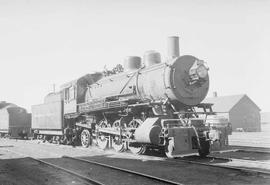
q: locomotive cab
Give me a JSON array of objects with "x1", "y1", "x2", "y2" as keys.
[{"x1": 61, "y1": 73, "x2": 103, "y2": 116}]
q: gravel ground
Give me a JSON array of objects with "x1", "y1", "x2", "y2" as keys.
[
  {"x1": 78, "y1": 154, "x2": 270, "y2": 185},
  {"x1": 0, "y1": 138, "x2": 270, "y2": 185},
  {"x1": 1, "y1": 125, "x2": 270, "y2": 185},
  {"x1": 43, "y1": 157, "x2": 168, "y2": 185},
  {"x1": 0, "y1": 155, "x2": 91, "y2": 185}
]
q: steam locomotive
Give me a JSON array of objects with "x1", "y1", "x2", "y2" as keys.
[{"x1": 32, "y1": 36, "x2": 228, "y2": 157}]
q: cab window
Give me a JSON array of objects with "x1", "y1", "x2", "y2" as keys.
[
  {"x1": 69, "y1": 86, "x2": 75, "y2": 100},
  {"x1": 64, "y1": 88, "x2": 69, "y2": 101},
  {"x1": 64, "y1": 86, "x2": 75, "y2": 101}
]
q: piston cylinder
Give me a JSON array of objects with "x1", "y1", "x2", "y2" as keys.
[{"x1": 134, "y1": 118, "x2": 161, "y2": 145}]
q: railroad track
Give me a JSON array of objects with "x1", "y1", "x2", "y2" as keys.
[
  {"x1": 207, "y1": 156, "x2": 270, "y2": 175},
  {"x1": 57, "y1": 153, "x2": 270, "y2": 185},
  {"x1": 29, "y1": 157, "x2": 104, "y2": 185},
  {"x1": 1, "y1": 147, "x2": 181, "y2": 185},
  {"x1": 212, "y1": 148, "x2": 270, "y2": 155},
  {"x1": 164, "y1": 147, "x2": 270, "y2": 176},
  {"x1": 167, "y1": 155, "x2": 270, "y2": 176},
  {"x1": 29, "y1": 156, "x2": 182, "y2": 185},
  {"x1": 61, "y1": 156, "x2": 182, "y2": 185},
  {"x1": 238, "y1": 149, "x2": 270, "y2": 154},
  {"x1": 2, "y1": 143, "x2": 269, "y2": 184}
]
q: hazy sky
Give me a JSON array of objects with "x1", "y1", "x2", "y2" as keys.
[{"x1": 0, "y1": 0, "x2": 270, "y2": 112}]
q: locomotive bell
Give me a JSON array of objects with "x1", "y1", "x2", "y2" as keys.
[
  {"x1": 124, "y1": 56, "x2": 142, "y2": 71},
  {"x1": 143, "y1": 50, "x2": 161, "y2": 67}
]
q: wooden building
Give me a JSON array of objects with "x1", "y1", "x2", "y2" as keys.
[
  {"x1": 261, "y1": 112, "x2": 270, "y2": 124},
  {"x1": 203, "y1": 94, "x2": 261, "y2": 132}
]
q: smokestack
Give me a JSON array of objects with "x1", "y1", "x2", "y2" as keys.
[
  {"x1": 167, "y1": 36, "x2": 180, "y2": 59},
  {"x1": 213, "y1": 91, "x2": 218, "y2": 97}
]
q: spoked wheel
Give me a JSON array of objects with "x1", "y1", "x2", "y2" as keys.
[
  {"x1": 165, "y1": 139, "x2": 175, "y2": 158},
  {"x1": 112, "y1": 135, "x2": 126, "y2": 152},
  {"x1": 128, "y1": 119, "x2": 143, "y2": 128},
  {"x1": 81, "y1": 129, "x2": 91, "y2": 148},
  {"x1": 127, "y1": 119, "x2": 145, "y2": 154},
  {"x1": 111, "y1": 119, "x2": 126, "y2": 152},
  {"x1": 55, "y1": 136, "x2": 61, "y2": 144},
  {"x1": 96, "y1": 134, "x2": 108, "y2": 150},
  {"x1": 128, "y1": 142, "x2": 146, "y2": 154},
  {"x1": 96, "y1": 119, "x2": 110, "y2": 150}
]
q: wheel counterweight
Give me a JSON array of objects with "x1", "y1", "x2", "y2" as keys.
[
  {"x1": 96, "y1": 135, "x2": 108, "y2": 150},
  {"x1": 128, "y1": 143, "x2": 146, "y2": 154},
  {"x1": 112, "y1": 135, "x2": 126, "y2": 152}
]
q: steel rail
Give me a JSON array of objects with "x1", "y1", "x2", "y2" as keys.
[
  {"x1": 168, "y1": 156, "x2": 270, "y2": 176},
  {"x1": 236, "y1": 149, "x2": 270, "y2": 155},
  {"x1": 210, "y1": 149, "x2": 270, "y2": 164},
  {"x1": 28, "y1": 157, "x2": 105, "y2": 185},
  {"x1": 211, "y1": 148, "x2": 270, "y2": 156},
  {"x1": 209, "y1": 155, "x2": 270, "y2": 165},
  {"x1": 63, "y1": 155, "x2": 183, "y2": 185}
]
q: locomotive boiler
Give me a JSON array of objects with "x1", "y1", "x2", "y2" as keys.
[{"x1": 32, "y1": 36, "x2": 227, "y2": 157}]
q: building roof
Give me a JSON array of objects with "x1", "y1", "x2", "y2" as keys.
[
  {"x1": 0, "y1": 101, "x2": 28, "y2": 113},
  {"x1": 0, "y1": 101, "x2": 17, "y2": 109},
  {"x1": 203, "y1": 94, "x2": 260, "y2": 112}
]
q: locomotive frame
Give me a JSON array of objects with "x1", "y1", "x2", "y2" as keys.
[{"x1": 31, "y1": 36, "x2": 231, "y2": 158}]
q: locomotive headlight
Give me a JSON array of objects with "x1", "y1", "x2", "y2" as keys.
[{"x1": 196, "y1": 65, "x2": 208, "y2": 78}]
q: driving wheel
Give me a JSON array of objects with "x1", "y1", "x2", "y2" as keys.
[{"x1": 81, "y1": 129, "x2": 91, "y2": 148}]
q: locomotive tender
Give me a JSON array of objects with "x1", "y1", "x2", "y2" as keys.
[{"x1": 32, "y1": 36, "x2": 226, "y2": 157}]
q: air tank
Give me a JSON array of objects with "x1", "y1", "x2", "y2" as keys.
[{"x1": 143, "y1": 50, "x2": 161, "y2": 67}]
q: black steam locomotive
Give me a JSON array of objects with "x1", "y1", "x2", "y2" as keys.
[{"x1": 32, "y1": 36, "x2": 228, "y2": 157}]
